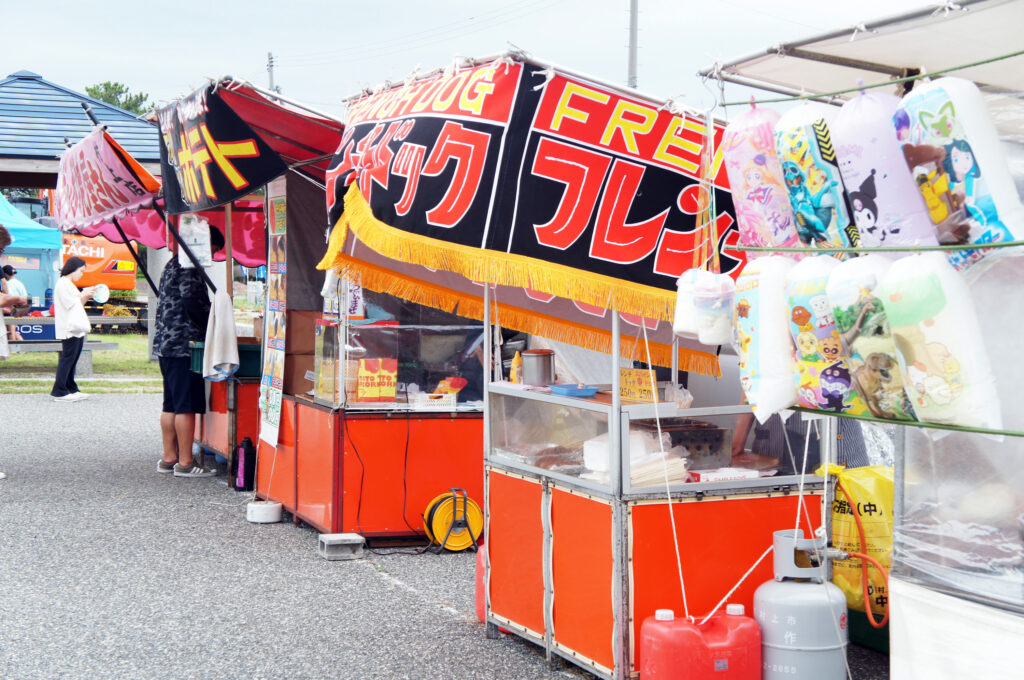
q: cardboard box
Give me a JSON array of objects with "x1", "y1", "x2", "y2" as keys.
[
  {"x1": 285, "y1": 310, "x2": 320, "y2": 355},
  {"x1": 284, "y1": 353, "x2": 316, "y2": 396}
]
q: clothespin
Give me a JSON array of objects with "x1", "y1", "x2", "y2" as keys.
[{"x1": 849, "y1": 23, "x2": 869, "y2": 42}]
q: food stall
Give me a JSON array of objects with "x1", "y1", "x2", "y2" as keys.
[
  {"x1": 251, "y1": 169, "x2": 487, "y2": 537},
  {"x1": 701, "y1": 1, "x2": 1024, "y2": 676},
  {"x1": 151, "y1": 78, "x2": 345, "y2": 477},
  {"x1": 317, "y1": 52, "x2": 834, "y2": 678},
  {"x1": 485, "y1": 340, "x2": 823, "y2": 679}
]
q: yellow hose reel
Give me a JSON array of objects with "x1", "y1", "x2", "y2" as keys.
[{"x1": 423, "y1": 488, "x2": 483, "y2": 552}]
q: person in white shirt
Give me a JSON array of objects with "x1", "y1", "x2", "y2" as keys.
[
  {"x1": 2, "y1": 264, "x2": 28, "y2": 341},
  {"x1": 51, "y1": 256, "x2": 95, "y2": 402}
]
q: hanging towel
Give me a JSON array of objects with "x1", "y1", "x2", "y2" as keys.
[{"x1": 203, "y1": 289, "x2": 239, "y2": 381}]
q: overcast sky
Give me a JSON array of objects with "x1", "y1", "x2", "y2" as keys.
[{"x1": 6, "y1": 0, "x2": 931, "y2": 119}]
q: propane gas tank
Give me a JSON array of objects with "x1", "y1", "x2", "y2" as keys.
[
  {"x1": 754, "y1": 529, "x2": 848, "y2": 679},
  {"x1": 639, "y1": 605, "x2": 760, "y2": 679}
]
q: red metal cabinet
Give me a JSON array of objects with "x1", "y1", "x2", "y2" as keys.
[
  {"x1": 294, "y1": 400, "x2": 340, "y2": 533},
  {"x1": 487, "y1": 469, "x2": 545, "y2": 639},
  {"x1": 339, "y1": 412, "x2": 484, "y2": 537}
]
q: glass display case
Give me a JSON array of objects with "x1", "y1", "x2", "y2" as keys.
[
  {"x1": 313, "y1": 290, "x2": 485, "y2": 411},
  {"x1": 487, "y1": 382, "x2": 820, "y2": 497}
]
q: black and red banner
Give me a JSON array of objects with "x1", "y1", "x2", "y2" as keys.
[
  {"x1": 327, "y1": 59, "x2": 742, "y2": 294},
  {"x1": 159, "y1": 86, "x2": 287, "y2": 215}
]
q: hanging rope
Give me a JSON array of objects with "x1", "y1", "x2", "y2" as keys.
[
  {"x1": 720, "y1": 47, "x2": 1024, "y2": 107},
  {"x1": 640, "y1": 321, "x2": 690, "y2": 620},
  {"x1": 735, "y1": 239, "x2": 1024, "y2": 254}
]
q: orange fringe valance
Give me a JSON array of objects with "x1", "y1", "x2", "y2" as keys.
[{"x1": 331, "y1": 254, "x2": 721, "y2": 377}]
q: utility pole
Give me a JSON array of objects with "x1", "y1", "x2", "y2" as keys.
[
  {"x1": 267, "y1": 52, "x2": 279, "y2": 94},
  {"x1": 627, "y1": 0, "x2": 638, "y2": 88}
]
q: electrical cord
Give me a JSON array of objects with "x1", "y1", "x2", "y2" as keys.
[{"x1": 341, "y1": 406, "x2": 428, "y2": 556}]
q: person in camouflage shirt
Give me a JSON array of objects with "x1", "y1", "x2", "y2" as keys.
[{"x1": 154, "y1": 229, "x2": 223, "y2": 478}]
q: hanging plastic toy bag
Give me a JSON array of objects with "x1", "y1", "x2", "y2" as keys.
[
  {"x1": 733, "y1": 256, "x2": 798, "y2": 423},
  {"x1": 775, "y1": 101, "x2": 859, "y2": 250},
  {"x1": 721, "y1": 106, "x2": 801, "y2": 252},
  {"x1": 826, "y1": 255, "x2": 916, "y2": 421},
  {"x1": 785, "y1": 255, "x2": 869, "y2": 415},
  {"x1": 895, "y1": 77, "x2": 1024, "y2": 276},
  {"x1": 674, "y1": 268, "x2": 716, "y2": 340},
  {"x1": 877, "y1": 253, "x2": 1001, "y2": 430},
  {"x1": 177, "y1": 214, "x2": 213, "y2": 269},
  {"x1": 820, "y1": 463, "x2": 894, "y2": 617},
  {"x1": 832, "y1": 92, "x2": 938, "y2": 248},
  {"x1": 694, "y1": 272, "x2": 736, "y2": 346}
]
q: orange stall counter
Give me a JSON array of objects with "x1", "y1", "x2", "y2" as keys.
[
  {"x1": 485, "y1": 465, "x2": 822, "y2": 679},
  {"x1": 256, "y1": 397, "x2": 298, "y2": 514},
  {"x1": 259, "y1": 397, "x2": 484, "y2": 538}
]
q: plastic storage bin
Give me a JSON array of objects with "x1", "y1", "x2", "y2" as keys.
[{"x1": 189, "y1": 341, "x2": 262, "y2": 377}]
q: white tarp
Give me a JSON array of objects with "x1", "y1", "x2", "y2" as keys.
[
  {"x1": 702, "y1": 0, "x2": 1024, "y2": 141},
  {"x1": 890, "y1": 578, "x2": 1024, "y2": 679}
]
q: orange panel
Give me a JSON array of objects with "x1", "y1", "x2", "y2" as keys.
[
  {"x1": 255, "y1": 399, "x2": 297, "y2": 510},
  {"x1": 340, "y1": 413, "x2": 483, "y2": 536},
  {"x1": 200, "y1": 381, "x2": 261, "y2": 455},
  {"x1": 487, "y1": 470, "x2": 545, "y2": 635},
  {"x1": 235, "y1": 381, "x2": 262, "y2": 444},
  {"x1": 296, "y1": 401, "x2": 338, "y2": 533},
  {"x1": 201, "y1": 381, "x2": 229, "y2": 454},
  {"x1": 551, "y1": 488, "x2": 616, "y2": 673},
  {"x1": 630, "y1": 494, "x2": 822, "y2": 674}
]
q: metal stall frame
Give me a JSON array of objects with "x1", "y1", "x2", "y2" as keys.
[{"x1": 482, "y1": 313, "x2": 827, "y2": 680}]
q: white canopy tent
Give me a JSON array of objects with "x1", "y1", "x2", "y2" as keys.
[
  {"x1": 700, "y1": 2, "x2": 1024, "y2": 678},
  {"x1": 700, "y1": 0, "x2": 1024, "y2": 141}
]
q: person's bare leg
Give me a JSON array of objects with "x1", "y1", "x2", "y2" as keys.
[
  {"x1": 161, "y1": 412, "x2": 178, "y2": 464},
  {"x1": 175, "y1": 413, "x2": 197, "y2": 467}
]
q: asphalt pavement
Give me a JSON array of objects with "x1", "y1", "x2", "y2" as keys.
[{"x1": 0, "y1": 393, "x2": 889, "y2": 679}]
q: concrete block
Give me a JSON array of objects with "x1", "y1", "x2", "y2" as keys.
[{"x1": 318, "y1": 533, "x2": 365, "y2": 561}]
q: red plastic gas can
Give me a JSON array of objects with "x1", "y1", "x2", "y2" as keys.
[{"x1": 639, "y1": 604, "x2": 761, "y2": 679}]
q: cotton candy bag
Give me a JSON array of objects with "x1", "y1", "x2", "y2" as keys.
[
  {"x1": 895, "y1": 77, "x2": 1024, "y2": 275},
  {"x1": 674, "y1": 268, "x2": 716, "y2": 340},
  {"x1": 694, "y1": 272, "x2": 736, "y2": 346},
  {"x1": 831, "y1": 92, "x2": 938, "y2": 248},
  {"x1": 775, "y1": 102, "x2": 858, "y2": 249},
  {"x1": 826, "y1": 255, "x2": 915, "y2": 421},
  {"x1": 877, "y1": 253, "x2": 1001, "y2": 430},
  {"x1": 721, "y1": 106, "x2": 801, "y2": 252},
  {"x1": 785, "y1": 255, "x2": 869, "y2": 416},
  {"x1": 734, "y1": 256, "x2": 798, "y2": 423}
]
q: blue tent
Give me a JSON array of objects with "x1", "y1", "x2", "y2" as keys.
[
  {"x1": 0, "y1": 193, "x2": 62, "y2": 301},
  {"x1": 0, "y1": 193, "x2": 61, "y2": 250}
]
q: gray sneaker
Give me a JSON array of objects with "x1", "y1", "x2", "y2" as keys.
[{"x1": 173, "y1": 463, "x2": 216, "y2": 478}]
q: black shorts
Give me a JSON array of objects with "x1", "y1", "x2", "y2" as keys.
[{"x1": 159, "y1": 356, "x2": 207, "y2": 415}]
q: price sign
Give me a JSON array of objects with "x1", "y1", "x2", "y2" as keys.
[{"x1": 619, "y1": 368, "x2": 655, "y2": 401}]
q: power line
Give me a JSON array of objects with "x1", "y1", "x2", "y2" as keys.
[
  {"x1": 277, "y1": 0, "x2": 564, "y2": 68},
  {"x1": 279, "y1": 0, "x2": 551, "y2": 63}
]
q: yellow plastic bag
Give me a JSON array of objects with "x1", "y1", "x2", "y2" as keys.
[{"x1": 820, "y1": 463, "x2": 893, "y2": 616}]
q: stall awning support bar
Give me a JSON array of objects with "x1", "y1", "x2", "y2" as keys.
[
  {"x1": 153, "y1": 203, "x2": 218, "y2": 294},
  {"x1": 110, "y1": 216, "x2": 160, "y2": 297}
]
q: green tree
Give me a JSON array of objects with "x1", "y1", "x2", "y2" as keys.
[{"x1": 85, "y1": 81, "x2": 151, "y2": 115}]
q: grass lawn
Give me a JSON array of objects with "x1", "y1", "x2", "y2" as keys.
[{"x1": 1, "y1": 333, "x2": 163, "y2": 394}]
